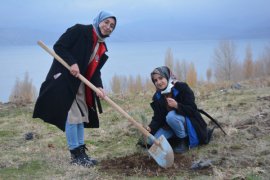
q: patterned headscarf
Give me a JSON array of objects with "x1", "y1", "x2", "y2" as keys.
[
  {"x1": 151, "y1": 66, "x2": 174, "y2": 93},
  {"x1": 93, "y1": 11, "x2": 117, "y2": 41},
  {"x1": 151, "y1": 66, "x2": 171, "y2": 83}
]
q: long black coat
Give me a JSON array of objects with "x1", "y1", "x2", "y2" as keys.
[
  {"x1": 149, "y1": 82, "x2": 208, "y2": 145},
  {"x1": 33, "y1": 24, "x2": 108, "y2": 131}
]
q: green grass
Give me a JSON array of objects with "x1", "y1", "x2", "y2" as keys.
[
  {"x1": 0, "y1": 160, "x2": 43, "y2": 178},
  {"x1": 0, "y1": 160, "x2": 66, "y2": 180},
  {"x1": 0, "y1": 130, "x2": 17, "y2": 137},
  {"x1": 246, "y1": 173, "x2": 262, "y2": 180}
]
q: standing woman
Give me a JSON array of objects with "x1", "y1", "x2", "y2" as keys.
[{"x1": 33, "y1": 11, "x2": 117, "y2": 167}]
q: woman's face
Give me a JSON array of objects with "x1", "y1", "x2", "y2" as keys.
[
  {"x1": 152, "y1": 74, "x2": 168, "y2": 90},
  {"x1": 99, "y1": 17, "x2": 116, "y2": 36}
]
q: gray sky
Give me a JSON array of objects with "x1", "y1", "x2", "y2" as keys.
[
  {"x1": 1, "y1": 0, "x2": 270, "y2": 102},
  {"x1": 1, "y1": 0, "x2": 270, "y2": 42}
]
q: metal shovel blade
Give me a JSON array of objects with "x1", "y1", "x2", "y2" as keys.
[{"x1": 148, "y1": 135, "x2": 174, "y2": 168}]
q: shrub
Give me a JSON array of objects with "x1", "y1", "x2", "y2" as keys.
[{"x1": 9, "y1": 72, "x2": 37, "y2": 105}]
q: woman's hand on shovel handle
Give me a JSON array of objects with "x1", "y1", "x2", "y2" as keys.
[
  {"x1": 146, "y1": 126, "x2": 151, "y2": 132},
  {"x1": 70, "y1": 63, "x2": 80, "y2": 77},
  {"x1": 97, "y1": 87, "x2": 106, "y2": 99}
]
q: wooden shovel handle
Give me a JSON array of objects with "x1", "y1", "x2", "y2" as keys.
[{"x1": 37, "y1": 41, "x2": 153, "y2": 139}]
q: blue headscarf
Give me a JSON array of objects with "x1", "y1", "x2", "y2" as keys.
[{"x1": 93, "y1": 11, "x2": 117, "y2": 41}]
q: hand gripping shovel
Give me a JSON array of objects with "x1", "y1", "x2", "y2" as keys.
[{"x1": 37, "y1": 41, "x2": 174, "y2": 168}]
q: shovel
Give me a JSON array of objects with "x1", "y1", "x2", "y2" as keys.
[{"x1": 37, "y1": 41, "x2": 174, "y2": 168}]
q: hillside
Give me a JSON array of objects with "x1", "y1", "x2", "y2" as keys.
[{"x1": 0, "y1": 78, "x2": 270, "y2": 179}]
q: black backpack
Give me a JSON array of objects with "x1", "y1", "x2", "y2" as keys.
[{"x1": 198, "y1": 109, "x2": 227, "y2": 143}]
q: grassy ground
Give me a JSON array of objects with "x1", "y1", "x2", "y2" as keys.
[{"x1": 0, "y1": 78, "x2": 270, "y2": 179}]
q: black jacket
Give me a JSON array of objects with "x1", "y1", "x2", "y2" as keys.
[
  {"x1": 149, "y1": 82, "x2": 208, "y2": 144},
  {"x1": 33, "y1": 24, "x2": 108, "y2": 131}
]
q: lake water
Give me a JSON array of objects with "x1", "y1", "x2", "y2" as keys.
[{"x1": 0, "y1": 39, "x2": 269, "y2": 102}]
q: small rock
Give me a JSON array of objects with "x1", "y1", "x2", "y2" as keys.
[
  {"x1": 24, "y1": 132, "x2": 34, "y2": 140},
  {"x1": 48, "y1": 143, "x2": 55, "y2": 149},
  {"x1": 231, "y1": 83, "x2": 242, "y2": 89},
  {"x1": 211, "y1": 149, "x2": 218, "y2": 154},
  {"x1": 190, "y1": 159, "x2": 212, "y2": 170}
]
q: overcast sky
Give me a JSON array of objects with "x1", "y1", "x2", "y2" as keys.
[
  {"x1": 1, "y1": 0, "x2": 270, "y2": 102},
  {"x1": 1, "y1": 0, "x2": 270, "y2": 42}
]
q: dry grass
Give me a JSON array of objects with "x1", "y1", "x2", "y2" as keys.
[
  {"x1": 9, "y1": 72, "x2": 37, "y2": 105},
  {"x1": 1, "y1": 77, "x2": 270, "y2": 179}
]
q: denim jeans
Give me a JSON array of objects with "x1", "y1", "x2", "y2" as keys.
[
  {"x1": 148, "y1": 110, "x2": 187, "y2": 145},
  {"x1": 65, "y1": 120, "x2": 84, "y2": 150}
]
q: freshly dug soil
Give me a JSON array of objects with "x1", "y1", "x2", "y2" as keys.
[{"x1": 99, "y1": 153, "x2": 212, "y2": 177}]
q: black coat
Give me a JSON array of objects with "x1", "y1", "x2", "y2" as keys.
[
  {"x1": 149, "y1": 82, "x2": 208, "y2": 145},
  {"x1": 33, "y1": 24, "x2": 108, "y2": 131}
]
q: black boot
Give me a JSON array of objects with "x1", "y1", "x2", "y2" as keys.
[
  {"x1": 173, "y1": 137, "x2": 189, "y2": 154},
  {"x1": 70, "y1": 147, "x2": 94, "y2": 167},
  {"x1": 78, "y1": 144, "x2": 98, "y2": 165}
]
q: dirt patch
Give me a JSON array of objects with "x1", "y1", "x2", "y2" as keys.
[{"x1": 99, "y1": 153, "x2": 212, "y2": 177}]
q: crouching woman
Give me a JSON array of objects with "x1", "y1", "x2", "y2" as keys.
[{"x1": 146, "y1": 66, "x2": 209, "y2": 153}]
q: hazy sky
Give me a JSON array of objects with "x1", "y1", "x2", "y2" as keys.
[
  {"x1": 1, "y1": 0, "x2": 270, "y2": 40},
  {"x1": 1, "y1": 0, "x2": 270, "y2": 102}
]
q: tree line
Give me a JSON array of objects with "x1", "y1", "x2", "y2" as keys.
[
  {"x1": 110, "y1": 40, "x2": 270, "y2": 94},
  {"x1": 8, "y1": 40, "x2": 270, "y2": 103}
]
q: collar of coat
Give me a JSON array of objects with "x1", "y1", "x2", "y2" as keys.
[{"x1": 155, "y1": 87, "x2": 179, "y2": 100}]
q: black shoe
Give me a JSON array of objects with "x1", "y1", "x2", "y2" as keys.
[
  {"x1": 70, "y1": 147, "x2": 94, "y2": 167},
  {"x1": 173, "y1": 137, "x2": 189, "y2": 154},
  {"x1": 78, "y1": 144, "x2": 98, "y2": 165}
]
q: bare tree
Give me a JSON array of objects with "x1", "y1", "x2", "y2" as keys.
[
  {"x1": 127, "y1": 75, "x2": 135, "y2": 94},
  {"x1": 181, "y1": 59, "x2": 188, "y2": 81},
  {"x1": 110, "y1": 74, "x2": 121, "y2": 94},
  {"x1": 186, "y1": 62, "x2": 197, "y2": 87},
  {"x1": 206, "y1": 68, "x2": 212, "y2": 82},
  {"x1": 164, "y1": 48, "x2": 174, "y2": 70},
  {"x1": 212, "y1": 40, "x2": 238, "y2": 82},
  {"x1": 243, "y1": 45, "x2": 254, "y2": 80},
  {"x1": 134, "y1": 75, "x2": 143, "y2": 93},
  {"x1": 253, "y1": 59, "x2": 265, "y2": 78},
  {"x1": 174, "y1": 59, "x2": 182, "y2": 81},
  {"x1": 9, "y1": 72, "x2": 37, "y2": 104},
  {"x1": 262, "y1": 44, "x2": 270, "y2": 76},
  {"x1": 254, "y1": 44, "x2": 270, "y2": 78},
  {"x1": 234, "y1": 61, "x2": 243, "y2": 81},
  {"x1": 144, "y1": 77, "x2": 155, "y2": 93}
]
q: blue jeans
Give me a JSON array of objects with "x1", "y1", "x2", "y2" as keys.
[
  {"x1": 65, "y1": 120, "x2": 84, "y2": 150},
  {"x1": 148, "y1": 110, "x2": 187, "y2": 145}
]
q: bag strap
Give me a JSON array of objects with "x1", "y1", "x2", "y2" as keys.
[{"x1": 198, "y1": 109, "x2": 227, "y2": 135}]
